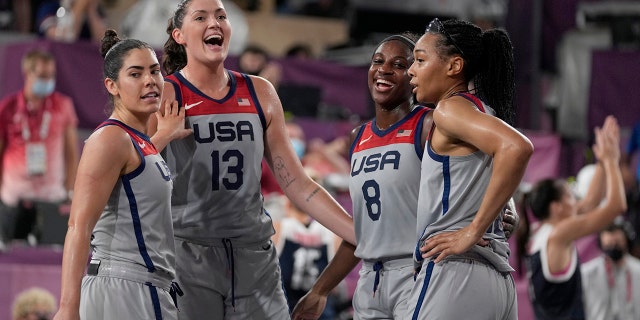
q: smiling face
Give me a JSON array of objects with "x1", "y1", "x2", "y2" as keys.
[
  {"x1": 105, "y1": 48, "x2": 163, "y2": 116},
  {"x1": 172, "y1": 0, "x2": 231, "y2": 66},
  {"x1": 368, "y1": 39, "x2": 414, "y2": 111},
  {"x1": 409, "y1": 33, "x2": 459, "y2": 104}
]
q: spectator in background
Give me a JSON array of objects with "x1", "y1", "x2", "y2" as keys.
[
  {"x1": 36, "y1": 0, "x2": 106, "y2": 42},
  {"x1": 285, "y1": 43, "x2": 314, "y2": 60},
  {"x1": 302, "y1": 136, "x2": 350, "y2": 191},
  {"x1": 12, "y1": 287, "x2": 57, "y2": 320},
  {"x1": 0, "y1": 49, "x2": 78, "y2": 246},
  {"x1": 581, "y1": 217, "x2": 640, "y2": 320},
  {"x1": 237, "y1": 44, "x2": 282, "y2": 88}
]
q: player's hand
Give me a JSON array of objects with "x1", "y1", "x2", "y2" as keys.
[
  {"x1": 155, "y1": 100, "x2": 193, "y2": 141},
  {"x1": 593, "y1": 115, "x2": 620, "y2": 164},
  {"x1": 291, "y1": 290, "x2": 327, "y2": 320},
  {"x1": 502, "y1": 205, "x2": 519, "y2": 239},
  {"x1": 420, "y1": 227, "x2": 485, "y2": 263}
]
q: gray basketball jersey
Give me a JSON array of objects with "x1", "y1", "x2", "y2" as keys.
[
  {"x1": 90, "y1": 119, "x2": 176, "y2": 276},
  {"x1": 164, "y1": 71, "x2": 272, "y2": 244},
  {"x1": 415, "y1": 94, "x2": 512, "y2": 272},
  {"x1": 349, "y1": 107, "x2": 429, "y2": 260}
]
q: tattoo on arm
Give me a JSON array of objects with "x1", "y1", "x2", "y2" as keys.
[
  {"x1": 306, "y1": 187, "x2": 320, "y2": 202},
  {"x1": 274, "y1": 156, "x2": 296, "y2": 188}
]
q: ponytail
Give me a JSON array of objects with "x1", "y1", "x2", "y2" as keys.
[
  {"x1": 162, "y1": 19, "x2": 187, "y2": 75},
  {"x1": 162, "y1": 0, "x2": 191, "y2": 75},
  {"x1": 474, "y1": 29, "x2": 515, "y2": 125}
]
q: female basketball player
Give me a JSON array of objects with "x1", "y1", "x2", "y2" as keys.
[
  {"x1": 152, "y1": 0, "x2": 355, "y2": 318},
  {"x1": 406, "y1": 18, "x2": 533, "y2": 319},
  {"x1": 518, "y1": 116, "x2": 626, "y2": 319},
  {"x1": 53, "y1": 30, "x2": 190, "y2": 320}
]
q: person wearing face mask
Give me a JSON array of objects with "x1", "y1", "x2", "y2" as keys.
[
  {"x1": 0, "y1": 49, "x2": 79, "y2": 248},
  {"x1": 581, "y1": 218, "x2": 640, "y2": 320}
]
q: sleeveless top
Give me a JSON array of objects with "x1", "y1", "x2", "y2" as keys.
[
  {"x1": 91, "y1": 119, "x2": 175, "y2": 276},
  {"x1": 164, "y1": 70, "x2": 271, "y2": 244},
  {"x1": 415, "y1": 93, "x2": 512, "y2": 272},
  {"x1": 349, "y1": 106, "x2": 429, "y2": 260},
  {"x1": 528, "y1": 223, "x2": 585, "y2": 319}
]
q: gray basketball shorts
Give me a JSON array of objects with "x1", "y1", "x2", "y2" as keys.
[
  {"x1": 406, "y1": 258, "x2": 517, "y2": 320},
  {"x1": 174, "y1": 237, "x2": 290, "y2": 320},
  {"x1": 80, "y1": 261, "x2": 178, "y2": 319},
  {"x1": 352, "y1": 257, "x2": 414, "y2": 320}
]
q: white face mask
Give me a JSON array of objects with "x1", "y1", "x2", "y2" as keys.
[{"x1": 31, "y1": 78, "x2": 56, "y2": 97}]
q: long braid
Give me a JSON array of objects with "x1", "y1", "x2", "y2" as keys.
[{"x1": 476, "y1": 29, "x2": 515, "y2": 125}]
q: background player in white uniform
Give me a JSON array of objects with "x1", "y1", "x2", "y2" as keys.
[
  {"x1": 53, "y1": 30, "x2": 190, "y2": 320},
  {"x1": 152, "y1": 0, "x2": 355, "y2": 319},
  {"x1": 516, "y1": 116, "x2": 626, "y2": 320},
  {"x1": 407, "y1": 18, "x2": 533, "y2": 319}
]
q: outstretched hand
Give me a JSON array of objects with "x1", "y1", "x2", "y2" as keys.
[
  {"x1": 291, "y1": 291, "x2": 327, "y2": 320},
  {"x1": 420, "y1": 227, "x2": 487, "y2": 263},
  {"x1": 592, "y1": 115, "x2": 620, "y2": 164},
  {"x1": 155, "y1": 100, "x2": 193, "y2": 141}
]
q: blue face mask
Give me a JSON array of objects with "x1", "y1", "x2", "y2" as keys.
[
  {"x1": 291, "y1": 138, "x2": 306, "y2": 159},
  {"x1": 31, "y1": 78, "x2": 55, "y2": 97}
]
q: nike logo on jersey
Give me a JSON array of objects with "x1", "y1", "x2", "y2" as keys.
[
  {"x1": 139, "y1": 142, "x2": 146, "y2": 148},
  {"x1": 184, "y1": 101, "x2": 203, "y2": 110},
  {"x1": 359, "y1": 135, "x2": 373, "y2": 145}
]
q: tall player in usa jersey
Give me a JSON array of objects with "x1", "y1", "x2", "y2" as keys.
[{"x1": 151, "y1": 0, "x2": 355, "y2": 319}]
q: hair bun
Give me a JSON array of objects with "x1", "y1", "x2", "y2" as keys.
[{"x1": 100, "y1": 29, "x2": 121, "y2": 58}]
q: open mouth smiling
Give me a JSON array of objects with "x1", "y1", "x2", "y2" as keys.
[{"x1": 204, "y1": 35, "x2": 223, "y2": 46}]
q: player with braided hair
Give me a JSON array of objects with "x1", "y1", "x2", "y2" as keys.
[{"x1": 406, "y1": 18, "x2": 533, "y2": 319}]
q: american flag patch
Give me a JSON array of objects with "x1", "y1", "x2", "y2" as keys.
[
  {"x1": 237, "y1": 97, "x2": 250, "y2": 106},
  {"x1": 397, "y1": 129, "x2": 412, "y2": 137}
]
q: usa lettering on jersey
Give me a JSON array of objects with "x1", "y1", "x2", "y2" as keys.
[
  {"x1": 350, "y1": 150, "x2": 401, "y2": 177},
  {"x1": 193, "y1": 120, "x2": 256, "y2": 143}
]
